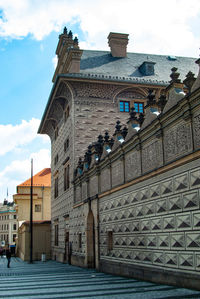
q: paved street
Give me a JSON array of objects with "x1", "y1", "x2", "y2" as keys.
[{"x1": 0, "y1": 257, "x2": 200, "y2": 298}]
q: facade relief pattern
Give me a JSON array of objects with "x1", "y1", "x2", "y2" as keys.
[
  {"x1": 100, "y1": 167, "x2": 111, "y2": 193},
  {"x1": 72, "y1": 82, "x2": 123, "y2": 100},
  {"x1": 99, "y1": 165, "x2": 200, "y2": 274},
  {"x1": 164, "y1": 122, "x2": 192, "y2": 163},
  {"x1": 193, "y1": 113, "x2": 200, "y2": 150},
  {"x1": 111, "y1": 161, "x2": 124, "y2": 188},
  {"x1": 125, "y1": 150, "x2": 141, "y2": 181},
  {"x1": 90, "y1": 176, "x2": 98, "y2": 197},
  {"x1": 142, "y1": 139, "x2": 163, "y2": 173}
]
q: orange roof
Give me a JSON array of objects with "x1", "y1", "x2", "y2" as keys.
[{"x1": 18, "y1": 168, "x2": 51, "y2": 187}]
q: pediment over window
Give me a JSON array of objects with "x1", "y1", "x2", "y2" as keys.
[{"x1": 116, "y1": 87, "x2": 147, "y2": 100}]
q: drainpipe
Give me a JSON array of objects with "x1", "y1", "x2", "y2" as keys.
[{"x1": 41, "y1": 186, "x2": 44, "y2": 220}]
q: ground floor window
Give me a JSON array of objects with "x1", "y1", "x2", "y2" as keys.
[
  {"x1": 78, "y1": 233, "x2": 82, "y2": 249},
  {"x1": 55, "y1": 224, "x2": 59, "y2": 246}
]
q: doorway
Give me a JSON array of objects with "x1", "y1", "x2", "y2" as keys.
[{"x1": 86, "y1": 210, "x2": 95, "y2": 268}]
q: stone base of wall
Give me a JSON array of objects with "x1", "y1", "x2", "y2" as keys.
[
  {"x1": 99, "y1": 260, "x2": 200, "y2": 291},
  {"x1": 71, "y1": 254, "x2": 85, "y2": 267}
]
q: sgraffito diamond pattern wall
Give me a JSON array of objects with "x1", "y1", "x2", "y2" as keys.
[{"x1": 99, "y1": 165, "x2": 200, "y2": 273}]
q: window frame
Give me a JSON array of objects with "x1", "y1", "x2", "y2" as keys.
[
  {"x1": 64, "y1": 164, "x2": 70, "y2": 191},
  {"x1": 54, "y1": 176, "x2": 59, "y2": 198},
  {"x1": 119, "y1": 100, "x2": 130, "y2": 112},
  {"x1": 35, "y1": 204, "x2": 41, "y2": 213},
  {"x1": 55, "y1": 224, "x2": 59, "y2": 246},
  {"x1": 134, "y1": 101, "x2": 144, "y2": 113}
]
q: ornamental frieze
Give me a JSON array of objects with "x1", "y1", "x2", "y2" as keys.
[
  {"x1": 71, "y1": 82, "x2": 122, "y2": 100},
  {"x1": 142, "y1": 139, "x2": 163, "y2": 173},
  {"x1": 116, "y1": 88, "x2": 147, "y2": 99},
  {"x1": 193, "y1": 113, "x2": 200, "y2": 149},
  {"x1": 74, "y1": 99, "x2": 116, "y2": 107},
  {"x1": 112, "y1": 161, "x2": 124, "y2": 188},
  {"x1": 164, "y1": 122, "x2": 192, "y2": 162},
  {"x1": 100, "y1": 168, "x2": 111, "y2": 193},
  {"x1": 125, "y1": 150, "x2": 141, "y2": 181}
]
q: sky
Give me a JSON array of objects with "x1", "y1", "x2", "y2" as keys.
[{"x1": 0, "y1": 0, "x2": 200, "y2": 202}]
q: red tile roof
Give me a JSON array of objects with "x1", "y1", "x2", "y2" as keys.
[{"x1": 18, "y1": 168, "x2": 51, "y2": 187}]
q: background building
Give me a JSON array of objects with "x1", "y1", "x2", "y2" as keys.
[
  {"x1": 13, "y1": 168, "x2": 51, "y2": 260},
  {"x1": 0, "y1": 200, "x2": 18, "y2": 253},
  {"x1": 38, "y1": 29, "x2": 200, "y2": 289},
  {"x1": 13, "y1": 168, "x2": 51, "y2": 224}
]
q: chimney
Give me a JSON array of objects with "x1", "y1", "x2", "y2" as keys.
[
  {"x1": 52, "y1": 28, "x2": 83, "y2": 82},
  {"x1": 108, "y1": 32, "x2": 129, "y2": 57}
]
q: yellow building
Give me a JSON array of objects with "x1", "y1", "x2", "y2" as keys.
[
  {"x1": 13, "y1": 168, "x2": 51, "y2": 261},
  {"x1": 17, "y1": 220, "x2": 51, "y2": 261},
  {"x1": 13, "y1": 168, "x2": 51, "y2": 224}
]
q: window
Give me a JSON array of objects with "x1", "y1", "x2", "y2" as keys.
[
  {"x1": 54, "y1": 126, "x2": 59, "y2": 140},
  {"x1": 13, "y1": 215, "x2": 17, "y2": 219},
  {"x1": 35, "y1": 205, "x2": 41, "y2": 212},
  {"x1": 54, "y1": 154, "x2": 59, "y2": 166},
  {"x1": 64, "y1": 106, "x2": 70, "y2": 122},
  {"x1": 7, "y1": 224, "x2": 9, "y2": 230},
  {"x1": 134, "y1": 102, "x2": 144, "y2": 113},
  {"x1": 64, "y1": 138, "x2": 69, "y2": 152},
  {"x1": 107, "y1": 231, "x2": 113, "y2": 252},
  {"x1": 64, "y1": 164, "x2": 70, "y2": 191},
  {"x1": 78, "y1": 233, "x2": 82, "y2": 249},
  {"x1": 55, "y1": 224, "x2": 59, "y2": 246},
  {"x1": 13, "y1": 224, "x2": 17, "y2": 230},
  {"x1": 13, "y1": 234, "x2": 16, "y2": 242},
  {"x1": 119, "y1": 101, "x2": 130, "y2": 112},
  {"x1": 54, "y1": 176, "x2": 59, "y2": 198}
]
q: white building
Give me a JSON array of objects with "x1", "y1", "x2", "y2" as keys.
[{"x1": 0, "y1": 200, "x2": 18, "y2": 252}]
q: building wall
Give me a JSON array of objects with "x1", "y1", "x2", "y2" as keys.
[
  {"x1": 50, "y1": 79, "x2": 153, "y2": 262},
  {"x1": 17, "y1": 222, "x2": 51, "y2": 261},
  {"x1": 99, "y1": 159, "x2": 200, "y2": 289},
  {"x1": 14, "y1": 186, "x2": 51, "y2": 222},
  {"x1": 73, "y1": 84, "x2": 200, "y2": 289},
  {"x1": 0, "y1": 207, "x2": 18, "y2": 248}
]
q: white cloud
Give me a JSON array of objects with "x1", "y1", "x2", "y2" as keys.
[
  {"x1": 0, "y1": 118, "x2": 49, "y2": 156},
  {"x1": 0, "y1": 148, "x2": 51, "y2": 201},
  {"x1": 52, "y1": 55, "x2": 58, "y2": 69},
  {"x1": 0, "y1": 118, "x2": 50, "y2": 202},
  {"x1": 0, "y1": 0, "x2": 200, "y2": 56}
]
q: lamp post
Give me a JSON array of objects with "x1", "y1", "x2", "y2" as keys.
[{"x1": 29, "y1": 159, "x2": 33, "y2": 263}]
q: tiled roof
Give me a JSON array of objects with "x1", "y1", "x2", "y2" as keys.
[
  {"x1": 72, "y1": 50, "x2": 198, "y2": 85},
  {"x1": 18, "y1": 168, "x2": 51, "y2": 188}
]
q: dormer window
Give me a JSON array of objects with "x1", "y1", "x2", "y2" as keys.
[{"x1": 139, "y1": 61, "x2": 155, "y2": 76}]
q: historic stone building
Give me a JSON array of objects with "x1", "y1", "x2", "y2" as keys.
[{"x1": 38, "y1": 28, "x2": 200, "y2": 289}]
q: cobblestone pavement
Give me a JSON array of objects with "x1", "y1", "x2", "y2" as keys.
[{"x1": 0, "y1": 257, "x2": 200, "y2": 299}]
